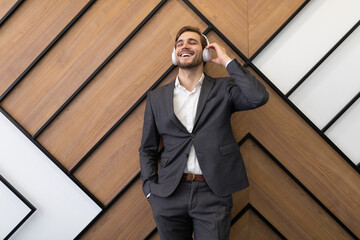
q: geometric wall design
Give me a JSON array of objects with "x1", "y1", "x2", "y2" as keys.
[
  {"x1": 0, "y1": 175, "x2": 35, "y2": 240},
  {"x1": 0, "y1": 0, "x2": 359, "y2": 239}
]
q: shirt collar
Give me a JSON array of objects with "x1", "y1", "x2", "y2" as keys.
[{"x1": 175, "y1": 73, "x2": 205, "y2": 92}]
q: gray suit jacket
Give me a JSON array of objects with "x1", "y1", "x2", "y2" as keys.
[{"x1": 139, "y1": 59, "x2": 269, "y2": 197}]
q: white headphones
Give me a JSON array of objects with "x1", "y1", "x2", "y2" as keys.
[{"x1": 172, "y1": 34, "x2": 212, "y2": 65}]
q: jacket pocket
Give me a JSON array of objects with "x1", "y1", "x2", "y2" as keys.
[{"x1": 220, "y1": 142, "x2": 238, "y2": 155}]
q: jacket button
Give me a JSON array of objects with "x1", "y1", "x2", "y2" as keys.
[
  {"x1": 185, "y1": 153, "x2": 189, "y2": 158},
  {"x1": 190, "y1": 133, "x2": 195, "y2": 138}
]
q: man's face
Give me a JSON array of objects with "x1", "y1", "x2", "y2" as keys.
[{"x1": 175, "y1": 31, "x2": 203, "y2": 69}]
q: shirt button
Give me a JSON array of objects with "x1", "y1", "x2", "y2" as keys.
[{"x1": 190, "y1": 133, "x2": 195, "y2": 138}]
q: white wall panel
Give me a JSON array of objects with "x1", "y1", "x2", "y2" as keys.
[
  {"x1": 289, "y1": 26, "x2": 360, "y2": 128},
  {"x1": 0, "y1": 180, "x2": 31, "y2": 239},
  {"x1": 0, "y1": 112, "x2": 101, "y2": 240},
  {"x1": 252, "y1": 0, "x2": 360, "y2": 94},
  {"x1": 326, "y1": 99, "x2": 360, "y2": 165}
]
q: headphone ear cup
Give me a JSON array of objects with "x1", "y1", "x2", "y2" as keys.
[
  {"x1": 203, "y1": 48, "x2": 212, "y2": 62},
  {"x1": 172, "y1": 48, "x2": 177, "y2": 65}
]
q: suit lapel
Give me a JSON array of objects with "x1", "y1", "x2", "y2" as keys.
[
  {"x1": 165, "y1": 81, "x2": 188, "y2": 132},
  {"x1": 194, "y1": 75, "x2": 214, "y2": 127}
]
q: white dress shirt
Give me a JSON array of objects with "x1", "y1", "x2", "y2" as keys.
[{"x1": 174, "y1": 73, "x2": 205, "y2": 174}]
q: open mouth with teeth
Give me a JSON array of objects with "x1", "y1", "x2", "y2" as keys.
[{"x1": 179, "y1": 52, "x2": 194, "y2": 58}]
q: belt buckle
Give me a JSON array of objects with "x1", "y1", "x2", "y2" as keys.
[{"x1": 191, "y1": 173, "x2": 196, "y2": 181}]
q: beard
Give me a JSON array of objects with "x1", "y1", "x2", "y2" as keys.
[{"x1": 177, "y1": 54, "x2": 203, "y2": 69}]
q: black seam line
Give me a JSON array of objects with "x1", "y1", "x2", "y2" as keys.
[
  {"x1": 0, "y1": 0, "x2": 24, "y2": 28},
  {"x1": 0, "y1": 107, "x2": 105, "y2": 210},
  {"x1": 143, "y1": 227, "x2": 158, "y2": 240},
  {"x1": 248, "y1": 204, "x2": 287, "y2": 239},
  {"x1": 69, "y1": 64, "x2": 175, "y2": 174},
  {"x1": 70, "y1": 25, "x2": 212, "y2": 174},
  {"x1": 286, "y1": 19, "x2": 360, "y2": 97},
  {"x1": 32, "y1": 0, "x2": 167, "y2": 140},
  {"x1": 247, "y1": 62, "x2": 360, "y2": 175},
  {"x1": 74, "y1": 20, "x2": 209, "y2": 237},
  {"x1": 322, "y1": 91, "x2": 360, "y2": 133},
  {"x1": 0, "y1": 175, "x2": 36, "y2": 240},
  {"x1": 249, "y1": 0, "x2": 310, "y2": 61},
  {"x1": 0, "y1": 0, "x2": 95, "y2": 103},
  {"x1": 74, "y1": 172, "x2": 140, "y2": 240},
  {"x1": 239, "y1": 133, "x2": 359, "y2": 239},
  {"x1": 183, "y1": 0, "x2": 248, "y2": 63}
]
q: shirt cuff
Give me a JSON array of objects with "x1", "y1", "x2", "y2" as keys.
[
  {"x1": 225, "y1": 59, "x2": 234, "y2": 68},
  {"x1": 146, "y1": 193, "x2": 151, "y2": 199}
]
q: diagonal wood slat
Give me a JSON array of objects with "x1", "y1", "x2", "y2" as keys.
[
  {"x1": 190, "y1": 0, "x2": 248, "y2": 57},
  {"x1": 242, "y1": 138, "x2": 352, "y2": 239},
  {"x1": 0, "y1": 0, "x2": 90, "y2": 97},
  {"x1": 244, "y1": 68, "x2": 360, "y2": 237},
  {"x1": 36, "y1": 0, "x2": 207, "y2": 171},
  {"x1": 1, "y1": 0, "x2": 160, "y2": 135},
  {"x1": 0, "y1": 0, "x2": 19, "y2": 22},
  {"x1": 1, "y1": 0, "x2": 359, "y2": 238},
  {"x1": 248, "y1": 0, "x2": 305, "y2": 57}
]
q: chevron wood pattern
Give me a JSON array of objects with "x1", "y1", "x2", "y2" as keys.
[{"x1": 0, "y1": 0, "x2": 359, "y2": 239}]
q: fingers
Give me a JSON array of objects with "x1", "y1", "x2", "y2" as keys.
[{"x1": 206, "y1": 42, "x2": 232, "y2": 66}]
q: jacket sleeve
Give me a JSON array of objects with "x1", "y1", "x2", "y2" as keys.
[
  {"x1": 226, "y1": 59, "x2": 269, "y2": 112},
  {"x1": 139, "y1": 91, "x2": 160, "y2": 196}
]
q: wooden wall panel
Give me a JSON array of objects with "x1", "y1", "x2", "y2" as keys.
[
  {"x1": 80, "y1": 179, "x2": 156, "y2": 240},
  {"x1": 1, "y1": 0, "x2": 359, "y2": 238},
  {"x1": 0, "y1": 0, "x2": 89, "y2": 96},
  {"x1": 243, "y1": 139, "x2": 352, "y2": 239},
  {"x1": 0, "y1": 0, "x2": 18, "y2": 20},
  {"x1": 37, "y1": 0, "x2": 207, "y2": 171},
  {"x1": 248, "y1": 211, "x2": 281, "y2": 240},
  {"x1": 248, "y1": 0, "x2": 305, "y2": 56},
  {"x1": 230, "y1": 211, "x2": 249, "y2": 240},
  {"x1": 246, "y1": 69, "x2": 360, "y2": 236},
  {"x1": 74, "y1": 69, "x2": 177, "y2": 204},
  {"x1": 1, "y1": 0, "x2": 160, "y2": 135},
  {"x1": 230, "y1": 210, "x2": 282, "y2": 240},
  {"x1": 191, "y1": 0, "x2": 249, "y2": 57}
]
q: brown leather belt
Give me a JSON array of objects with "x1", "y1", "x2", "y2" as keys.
[{"x1": 182, "y1": 173, "x2": 206, "y2": 182}]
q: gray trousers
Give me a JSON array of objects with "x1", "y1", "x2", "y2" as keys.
[{"x1": 149, "y1": 180, "x2": 233, "y2": 240}]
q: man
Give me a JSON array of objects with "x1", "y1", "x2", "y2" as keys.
[{"x1": 139, "y1": 26, "x2": 269, "y2": 239}]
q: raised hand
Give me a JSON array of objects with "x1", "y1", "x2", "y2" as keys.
[{"x1": 205, "y1": 43, "x2": 232, "y2": 67}]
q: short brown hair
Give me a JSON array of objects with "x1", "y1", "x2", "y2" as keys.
[{"x1": 175, "y1": 26, "x2": 207, "y2": 49}]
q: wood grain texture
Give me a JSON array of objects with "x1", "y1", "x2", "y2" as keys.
[
  {"x1": 191, "y1": 0, "x2": 249, "y2": 57},
  {"x1": 246, "y1": 68, "x2": 360, "y2": 237},
  {"x1": 230, "y1": 211, "x2": 249, "y2": 240},
  {"x1": 74, "y1": 30, "x2": 242, "y2": 205},
  {"x1": 248, "y1": 0, "x2": 305, "y2": 57},
  {"x1": 0, "y1": 0, "x2": 18, "y2": 20},
  {"x1": 230, "y1": 210, "x2": 282, "y2": 240},
  {"x1": 74, "y1": 69, "x2": 178, "y2": 204},
  {"x1": 0, "y1": 0, "x2": 89, "y2": 96},
  {"x1": 249, "y1": 210, "x2": 281, "y2": 240},
  {"x1": 37, "y1": 0, "x2": 207, "y2": 171},
  {"x1": 79, "y1": 179, "x2": 156, "y2": 240},
  {"x1": 242, "y1": 139, "x2": 352, "y2": 239},
  {"x1": 1, "y1": 0, "x2": 160, "y2": 135}
]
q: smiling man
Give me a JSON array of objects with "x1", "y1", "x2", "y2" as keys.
[{"x1": 140, "y1": 26, "x2": 269, "y2": 240}]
